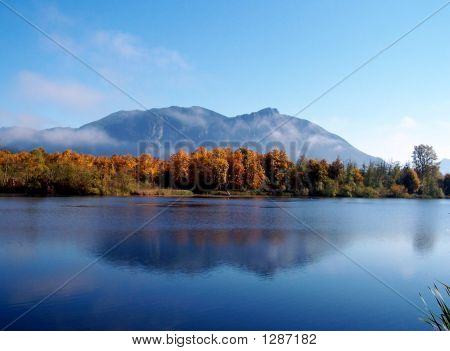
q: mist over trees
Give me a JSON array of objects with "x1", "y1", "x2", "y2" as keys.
[{"x1": 0, "y1": 145, "x2": 448, "y2": 197}]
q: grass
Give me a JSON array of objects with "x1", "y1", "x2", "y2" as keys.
[
  {"x1": 132, "y1": 187, "x2": 283, "y2": 198},
  {"x1": 132, "y1": 187, "x2": 194, "y2": 196},
  {"x1": 420, "y1": 282, "x2": 450, "y2": 331}
]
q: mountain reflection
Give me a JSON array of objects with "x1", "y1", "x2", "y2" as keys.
[
  {"x1": 90, "y1": 198, "x2": 443, "y2": 276},
  {"x1": 93, "y1": 227, "x2": 338, "y2": 275}
]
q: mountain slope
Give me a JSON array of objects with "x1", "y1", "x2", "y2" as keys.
[{"x1": 0, "y1": 106, "x2": 381, "y2": 164}]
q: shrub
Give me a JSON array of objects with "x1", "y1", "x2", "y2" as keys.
[{"x1": 389, "y1": 184, "x2": 408, "y2": 198}]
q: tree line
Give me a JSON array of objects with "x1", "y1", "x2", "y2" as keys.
[{"x1": 0, "y1": 144, "x2": 448, "y2": 197}]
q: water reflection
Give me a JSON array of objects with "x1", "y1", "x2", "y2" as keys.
[
  {"x1": 93, "y1": 228, "x2": 333, "y2": 275},
  {"x1": 410, "y1": 200, "x2": 439, "y2": 255},
  {"x1": 84, "y1": 197, "x2": 446, "y2": 275},
  {"x1": 413, "y1": 230, "x2": 436, "y2": 254},
  {"x1": 0, "y1": 197, "x2": 448, "y2": 331},
  {"x1": 90, "y1": 198, "x2": 357, "y2": 275}
]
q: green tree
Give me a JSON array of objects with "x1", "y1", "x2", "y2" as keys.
[
  {"x1": 412, "y1": 144, "x2": 438, "y2": 179},
  {"x1": 421, "y1": 170, "x2": 444, "y2": 198},
  {"x1": 307, "y1": 159, "x2": 329, "y2": 194},
  {"x1": 443, "y1": 174, "x2": 450, "y2": 196},
  {"x1": 328, "y1": 158, "x2": 345, "y2": 181}
]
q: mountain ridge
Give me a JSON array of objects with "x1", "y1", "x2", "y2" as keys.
[{"x1": 0, "y1": 106, "x2": 381, "y2": 164}]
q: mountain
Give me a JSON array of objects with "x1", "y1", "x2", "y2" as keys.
[
  {"x1": 0, "y1": 106, "x2": 381, "y2": 164},
  {"x1": 440, "y1": 159, "x2": 450, "y2": 174}
]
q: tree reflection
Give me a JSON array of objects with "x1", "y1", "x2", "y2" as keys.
[{"x1": 93, "y1": 227, "x2": 336, "y2": 276}]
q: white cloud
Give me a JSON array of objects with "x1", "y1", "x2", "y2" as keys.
[
  {"x1": 91, "y1": 31, "x2": 147, "y2": 59},
  {"x1": 22, "y1": 6, "x2": 195, "y2": 123},
  {"x1": 17, "y1": 71, "x2": 104, "y2": 109},
  {"x1": 39, "y1": 27, "x2": 193, "y2": 110},
  {"x1": 0, "y1": 127, "x2": 36, "y2": 144},
  {"x1": 49, "y1": 28, "x2": 190, "y2": 72},
  {"x1": 149, "y1": 47, "x2": 189, "y2": 69},
  {"x1": 4, "y1": 6, "x2": 195, "y2": 132},
  {"x1": 89, "y1": 30, "x2": 189, "y2": 69}
]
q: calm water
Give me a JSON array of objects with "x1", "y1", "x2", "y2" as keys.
[{"x1": 0, "y1": 197, "x2": 448, "y2": 330}]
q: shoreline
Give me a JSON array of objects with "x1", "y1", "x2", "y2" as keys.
[{"x1": 0, "y1": 192, "x2": 448, "y2": 200}]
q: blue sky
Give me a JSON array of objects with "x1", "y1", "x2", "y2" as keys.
[{"x1": 0, "y1": 0, "x2": 449, "y2": 162}]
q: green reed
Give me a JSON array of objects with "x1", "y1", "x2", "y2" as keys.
[{"x1": 420, "y1": 282, "x2": 450, "y2": 331}]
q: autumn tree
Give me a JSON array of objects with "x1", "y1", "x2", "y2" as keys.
[
  {"x1": 210, "y1": 148, "x2": 229, "y2": 190},
  {"x1": 47, "y1": 150, "x2": 98, "y2": 194},
  {"x1": 158, "y1": 160, "x2": 170, "y2": 188},
  {"x1": 0, "y1": 145, "x2": 446, "y2": 198},
  {"x1": 138, "y1": 154, "x2": 160, "y2": 185},
  {"x1": 240, "y1": 148, "x2": 265, "y2": 190},
  {"x1": 189, "y1": 147, "x2": 215, "y2": 190},
  {"x1": 92, "y1": 156, "x2": 114, "y2": 194},
  {"x1": 399, "y1": 166, "x2": 420, "y2": 194},
  {"x1": 169, "y1": 150, "x2": 191, "y2": 188},
  {"x1": 264, "y1": 149, "x2": 291, "y2": 191},
  {"x1": 226, "y1": 149, "x2": 245, "y2": 190},
  {"x1": 345, "y1": 162, "x2": 363, "y2": 184},
  {"x1": 0, "y1": 150, "x2": 17, "y2": 191},
  {"x1": 211, "y1": 156, "x2": 229, "y2": 190}
]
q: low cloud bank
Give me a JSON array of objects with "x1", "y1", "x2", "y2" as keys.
[{"x1": 0, "y1": 127, "x2": 118, "y2": 150}]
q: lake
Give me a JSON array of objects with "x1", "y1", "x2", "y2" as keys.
[{"x1": 0, "y1": 197, "x2": 448, "y2": 330}]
